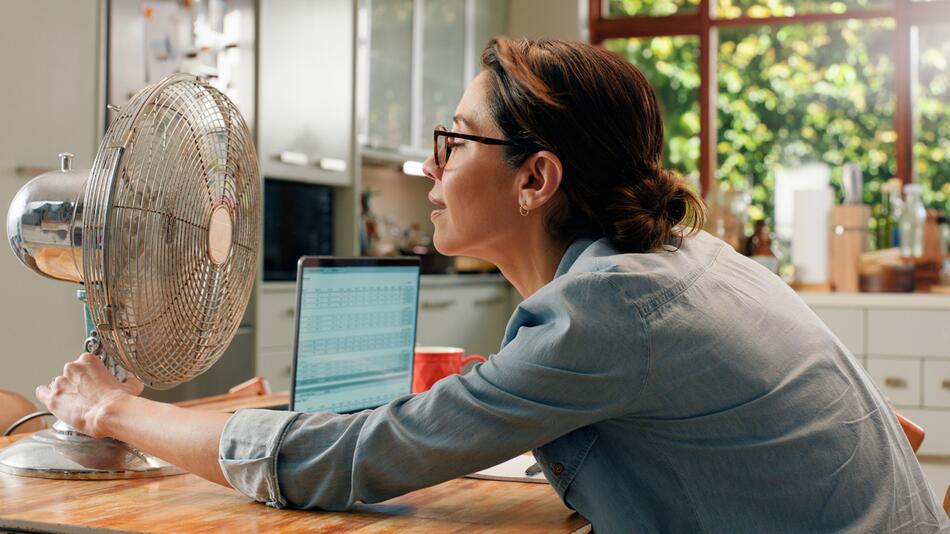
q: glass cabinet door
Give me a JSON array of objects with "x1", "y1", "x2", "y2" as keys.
[
  {"x1": 418, "y1": 0, "x2": 466, "y2": 149},
  {"x1": 367, "y1": 0, "x2": 414, "y2": 151}
]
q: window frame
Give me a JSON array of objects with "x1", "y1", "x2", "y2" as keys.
[{"x1": 588, "y1": 0, "x2": 950, "y2": 196}]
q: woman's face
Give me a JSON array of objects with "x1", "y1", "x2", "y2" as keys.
[{"x1": 422, "y1": 71, "x2": 521, "y2": 259}]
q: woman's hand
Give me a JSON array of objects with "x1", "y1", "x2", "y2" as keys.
[{"x1": 35, "y1": 353, "x2": 144, "y2": 438}]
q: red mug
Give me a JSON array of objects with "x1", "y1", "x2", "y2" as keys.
[{"x1": 412, "y1": 346, "x2": 486, "y2": 393}]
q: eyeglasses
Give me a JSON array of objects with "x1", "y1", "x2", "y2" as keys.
[{"x1": 433, "y1": 125, "x2": 520, "y2": 168}]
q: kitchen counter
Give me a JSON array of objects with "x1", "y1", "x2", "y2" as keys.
[
  {"x1": 421, "y1": 273, "x2": 507, "y2": 287},
  {"x1": 797, "y1": 291, "x2": 950, "y2": 309}
]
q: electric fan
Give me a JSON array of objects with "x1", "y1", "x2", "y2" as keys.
[{"x1": 1, "y1": 73, "x2": 260, "y2": 479}]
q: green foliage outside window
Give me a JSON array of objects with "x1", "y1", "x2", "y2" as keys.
[
  {"x1": 604, "y1": 0, "x2": 950, "y2": 228},
  {"x1": 916, "y1": 25, "x2": 950, "y2": 214}
]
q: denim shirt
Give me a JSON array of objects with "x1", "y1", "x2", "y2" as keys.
[{"x1": 220, "y1": 232, "x2": 949, "y2": 533}]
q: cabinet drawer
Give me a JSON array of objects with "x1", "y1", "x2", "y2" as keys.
[
  {"x1": 867, "y1": 309, "x2": 950, "y2": 357},
  {"x1": 258, "y1": 347, "x2": 293, "y2": 394},
  {"x1": 866, "y1": 357, "x2": 922, "y2": 408},
  {"x1": 259, "y1": 290, "x2": 296, "y2": 349},
  {"x1": 810, "y1": 307, "x2": 864, "y2": 355},
  {"x1": 923, "y1": 360, "x2": 950, "y2": 409}
]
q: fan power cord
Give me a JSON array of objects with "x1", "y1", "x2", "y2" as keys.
[{"x1": 2, "y1": 411, "x2": 53, "y2": 437}]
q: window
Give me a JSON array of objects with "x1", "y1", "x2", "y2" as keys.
[
  {"x1": 716, "y1": 0, "x2": 893, "y2": 18},
  {"x1": 605, "y1": 36, "x2": 701, "y2": 178},
  {"x1": 718, "y1": 19, "x2": 895, "y2": 222},
  {"x1": 916, "y1": 23, "x2": 950, "y2": 213},
  {"x1": 606, "y1": 0, "x2": 700, "y2": 17},
  {"x1": 590, "y1": 0, "x2": 950, "y2": 229}
]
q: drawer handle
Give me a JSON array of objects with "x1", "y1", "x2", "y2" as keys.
[
  {"x1": 942, "y1": 380, "x2": 950, "y2": 390},
  {"x1": 420, "y1": 300, "x2": 455, "y2": 310},
  {"x1": 285, "y1": 307, "x2": 295, "y2": 317},
  {"x1": 474, "y1": 296, "x2": 505, "y2": 306},
  {"x1": 884, "y1": 377, "x2": 907, "y2": 389}
]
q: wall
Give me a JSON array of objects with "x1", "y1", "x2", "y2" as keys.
[
  {"x1": 0, "y1": 0, "x2": 104, "y2": 403},
  {"x1": 506, "y1": 0, "x2": 582, "y2": 41},
  {"x1": 361, "y1": 164, "x2": 435, "y2": 252}
]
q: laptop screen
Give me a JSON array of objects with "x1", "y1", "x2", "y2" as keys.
[{"x1": 291, "y1": 257, "x2": 420, "y2": 413}]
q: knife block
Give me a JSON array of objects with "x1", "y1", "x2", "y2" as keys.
[{"x1": 831, "y1": 205, "x2": 871, "y2": 292}]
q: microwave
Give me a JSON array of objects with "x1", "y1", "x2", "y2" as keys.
[{"x1": 263, "y1": 178, "x2": 333, "y2": 281}]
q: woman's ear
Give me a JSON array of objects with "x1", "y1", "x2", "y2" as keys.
[{"x1": 516, "y1": 150, "x2": 563, "y2": 211}]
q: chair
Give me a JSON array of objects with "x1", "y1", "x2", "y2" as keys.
[
  {"x1": 894, "y1": 412, "x2": 924, "y2": 453},
  {"x1": 892, "y1": 412, "x2": 950, "y2": 520},
  {"x1": 0, "y1": 389, "x2": 46, "y2": 435}
]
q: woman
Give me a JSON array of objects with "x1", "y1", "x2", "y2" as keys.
[{"x1": 37, "y1": 38, "x2": 947, "y2": 532}]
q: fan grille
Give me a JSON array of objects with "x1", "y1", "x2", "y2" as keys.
[{"x1": 83, "y1": 74, "x2": 260, "y2": 388}]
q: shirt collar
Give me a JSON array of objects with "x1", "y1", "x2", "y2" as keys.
[{"x1": 554, "y1": 237, "x2": 598, "y2": 279}]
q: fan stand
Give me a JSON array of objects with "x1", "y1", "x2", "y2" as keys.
[{"x1": 0, "y1": 291, "x2": 183, "y2": 479}]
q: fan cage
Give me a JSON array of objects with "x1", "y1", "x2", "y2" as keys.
[{"x1": 82, "y1": 73, "x2": 260, "y2": 388}]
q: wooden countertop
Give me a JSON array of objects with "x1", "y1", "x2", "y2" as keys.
[{"x1": 0, "y1": 393, "x2": 589, "y2": 533}]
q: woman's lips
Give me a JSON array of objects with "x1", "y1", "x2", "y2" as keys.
[{"x1": 430, "y1": 208, "x2": 446, "y2": 221}]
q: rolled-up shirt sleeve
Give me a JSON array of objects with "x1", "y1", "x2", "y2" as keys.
[
  {"x1": 219, "y1": 272, "x2": 647, "y2": 510},
  {"x1": 219, "y1": 409, "x2": 302, "y2": 507}
]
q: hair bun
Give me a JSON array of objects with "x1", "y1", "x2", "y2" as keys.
[
  {"x1": 657, "y1": 169, "x2": 688, "y2": 223},
  {"x1": 603, "y1": 169, "x2": 705, "y2": 252}
]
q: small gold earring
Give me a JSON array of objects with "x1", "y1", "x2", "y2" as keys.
[{"x1": 519, "y1": 203, "x2": 529, "y2": 217}]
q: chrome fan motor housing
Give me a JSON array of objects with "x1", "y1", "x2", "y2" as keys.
[{"x1": 6, "y1": 152, "x2": 87, "y2": 283}]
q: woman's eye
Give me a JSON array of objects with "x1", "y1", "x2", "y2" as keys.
[{"x1": 446, "y1": 141, "x2": 464, "y2": 149}]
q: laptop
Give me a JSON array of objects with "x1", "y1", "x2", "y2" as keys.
[{"x1": 290, "y1": 256, "x2": 421, "y2": 414}]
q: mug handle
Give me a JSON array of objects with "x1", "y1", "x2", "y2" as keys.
[{"x1": 461, "y1": 354, "x2": 487, "y2": 367}]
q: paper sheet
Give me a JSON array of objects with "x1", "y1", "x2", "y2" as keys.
[{"x1": 465, "y1": 455, "x2": 549, "y2": 484}]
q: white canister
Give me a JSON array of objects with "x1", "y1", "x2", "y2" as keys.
[{"x1": 792, "y1": 187, "x2": 834, "y2": 285}]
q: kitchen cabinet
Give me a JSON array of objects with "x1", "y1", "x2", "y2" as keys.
[
  {"x1": 416, "y1": 0, "x2": 466, "y2": 149},
  {"x1": 365, "y1": 0, "x2": 414, "y2": 151},
  {"x1": 360, "y1": 0, "x2": 508, "y2": 155},
  {"x1": 257, "y1": 283, "x2": 298, "y2": 392},
  {"x1": 258, "y1": 0, "x2": 355, "y2": 185}
]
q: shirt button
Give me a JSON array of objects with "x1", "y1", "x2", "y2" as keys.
[{"x1": 551, "y1": 462, "x2": 565, "y2": 476}]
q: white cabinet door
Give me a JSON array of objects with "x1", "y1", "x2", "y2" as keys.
[
  {"x1": 867, "y1": 309, "x2": 950, "y2": 357},
  {"x1": 0, "y1": 0, "x2": 103, "y2": 402},
  {"x1": 257, "y1": 287, "x2": 297, "y2": 391},
  {"x1": 810, "y1": 307, "x2": 865, "y2": 356},
  {"x1": 259, "y1": 347, "x2": 294, "y2": 394},
  {"x1": 259, "y1": 0, "x2": 354, "y2": 185},
  {"x1": 258, "y1": 289, "x2": 297, "y2": 351}
]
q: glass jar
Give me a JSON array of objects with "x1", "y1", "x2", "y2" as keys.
[{"x1": 898, "y1": 184, "x2": 927, "y2": 257}]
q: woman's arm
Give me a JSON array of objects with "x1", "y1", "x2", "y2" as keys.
[{"x1": 35, "y1": 352, "x2": 232, "y2": 487}]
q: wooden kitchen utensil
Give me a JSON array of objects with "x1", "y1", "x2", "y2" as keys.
[{"x1": 830, "y1": 205, "x2": 870, "y2": 292}]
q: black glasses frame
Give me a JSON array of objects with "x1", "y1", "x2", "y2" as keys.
[{"x1": 433, "y1": 124, "x2": 520, "y2": 168}]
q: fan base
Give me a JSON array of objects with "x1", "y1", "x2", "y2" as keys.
[{"x1": 0, "y1": 422, "x2": 183, "y2": 480}]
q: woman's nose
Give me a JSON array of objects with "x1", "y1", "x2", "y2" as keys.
[{"x1": 422, "y1": 153, "x2": 441, "y2": 182}]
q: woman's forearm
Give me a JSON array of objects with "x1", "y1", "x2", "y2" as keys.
[{"x1": 98, "y1": 394, "x2": 233, "y2": 487}]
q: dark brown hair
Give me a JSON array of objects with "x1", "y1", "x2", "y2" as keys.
[{"x1": 480, "y1": 37, "x2": 705, "y2": 253}]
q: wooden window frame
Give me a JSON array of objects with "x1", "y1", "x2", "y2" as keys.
[{"x1": 589, "y1": 0, "x2": 950, "y2": 196}]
